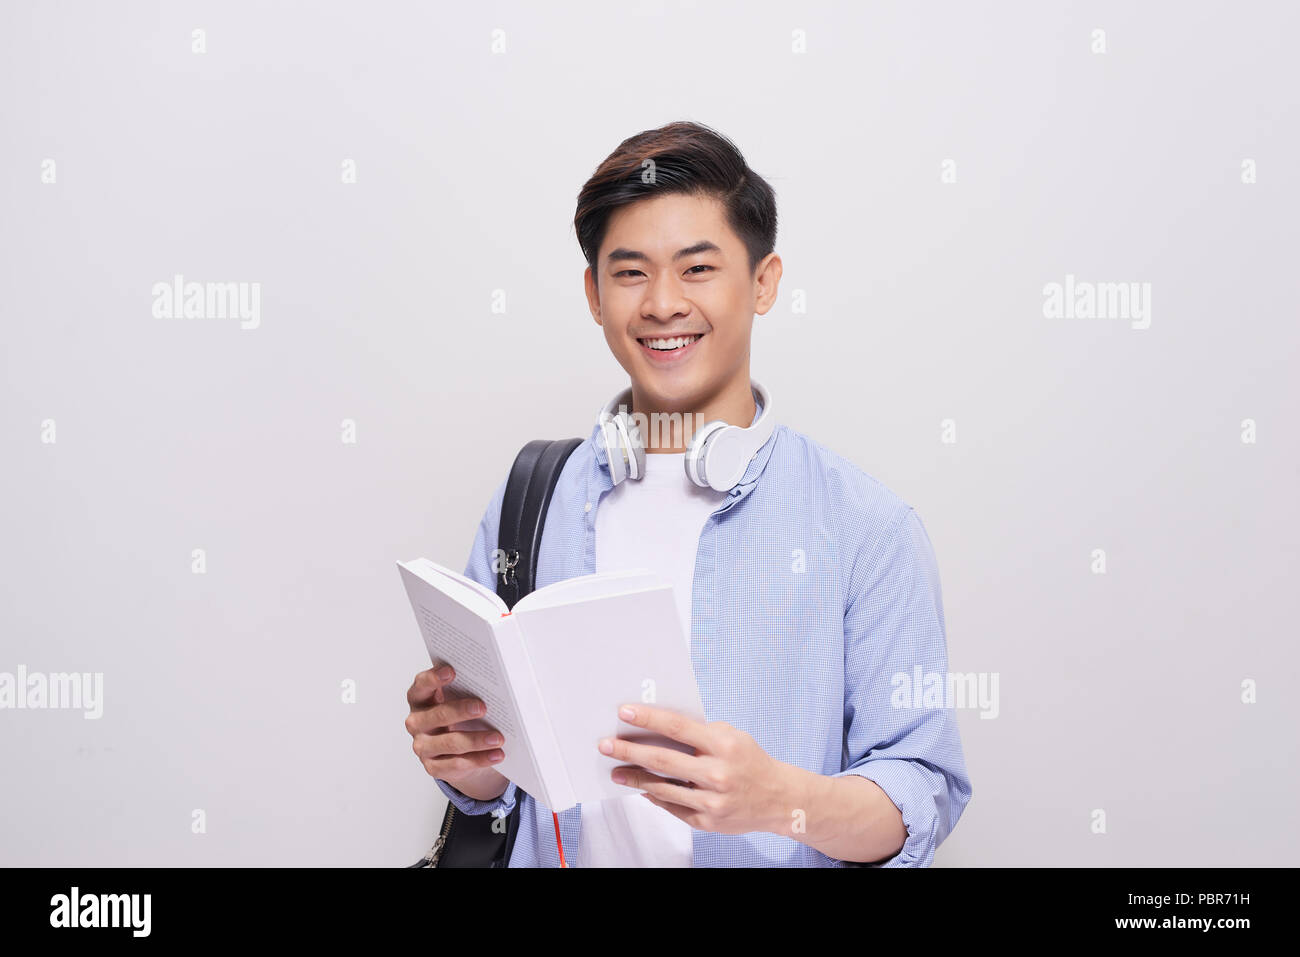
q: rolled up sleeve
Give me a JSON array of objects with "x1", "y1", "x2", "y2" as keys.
[{"x1": 835, "y1": 506, "x2": 973, "y2": 867}]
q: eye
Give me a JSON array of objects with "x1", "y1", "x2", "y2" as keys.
[
  {"x1": 686, "y1": 264, "x2": 714, "y2": 275},
  {"x1": 614, "y1": 269, "x2": 644, "y2": 278}
]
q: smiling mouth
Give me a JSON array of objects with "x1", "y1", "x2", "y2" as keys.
[{"x1": 636, "y1": 332, "x2": 705, "y2": 356}]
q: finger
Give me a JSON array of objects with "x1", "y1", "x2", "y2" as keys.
[
  {"x1": 613, "y1": 766, "x2": 709, "y2": 810},
  {"x1": 421, "y1": 750, "x2": 504, "y2": 778},
  {"x1": 406, "y1": 696, "x2": 486, "y2": 737},
  {"x1": 616, "y1": 703, "x2": 713, "y2": 750},
  {"x1": 406, "y1": 665, "x2": 456, "y2": 708},
  {"x1": 427, "y1": 695, "x2": 488, "y2": 732},
  {"x1": 600, "y1": 734, "x2": 708, "y2": 786},
  {"x1": 641, "y1": 792, "x2": 699, "y2": 823},
  {"x1": 413, "y1": 729, "x2": 504, "y2": 759}
]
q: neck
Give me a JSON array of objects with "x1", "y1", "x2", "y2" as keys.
[{"x1": 627, "y1": 367, "x2": 757, "y2": 453}]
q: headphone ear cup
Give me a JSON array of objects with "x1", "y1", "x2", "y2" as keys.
[
  {"x1": 692, "y1": 429, "x2": 716, "y2": 488},
  {"x1": 683, "y1": 420, "x2": 728, "y2": 488},
  {"x1": 623, "y1": 415, "x2": 646, "y2": 480},
  {"x1": 700, "y1": 426, "x2": 743, "y2": 491},
  {"x1": 611, "y1": 414, "x2": 645, "y2": 482},
  {"x1": 601, "y1": 418, "x2": 628, "y2": 485}
]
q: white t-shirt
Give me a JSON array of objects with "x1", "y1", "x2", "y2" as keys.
[{"x1": 577, "y1": 449, "x2": 728, "y2": 867}]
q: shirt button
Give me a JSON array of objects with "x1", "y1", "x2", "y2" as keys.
[{"x1": 584, "y1": 501, "x2": 592, "y2": 512}]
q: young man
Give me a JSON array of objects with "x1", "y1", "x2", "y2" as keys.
[{"x1": 405, "y1": 121, "x2": 972, "y2": 867}]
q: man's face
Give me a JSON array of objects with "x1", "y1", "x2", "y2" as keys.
[{"x1": 584, "y1": 192, "x2": 778, "y2": 412}]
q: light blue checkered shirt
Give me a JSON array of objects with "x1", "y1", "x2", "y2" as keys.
[{"x1": 437, "y1": 400, "x2": 972, "y2": 866}]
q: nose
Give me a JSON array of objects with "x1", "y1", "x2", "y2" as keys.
[{"x1": 641, "y1": 268, "x2": 691, "y2": 322}]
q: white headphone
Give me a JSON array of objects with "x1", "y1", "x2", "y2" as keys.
[{"x1": 596, "y1": 380, "x2": 775, "y2": 492}]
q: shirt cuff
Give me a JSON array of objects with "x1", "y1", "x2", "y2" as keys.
[
  {"x1": 833, "y1": 759, "x2": 941, "y2": 868},
  {"x1": 436, "y1": 777, "x2": 519, "y2": 818}
]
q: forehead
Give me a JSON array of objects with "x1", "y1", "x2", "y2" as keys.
[{"x1": 600, "y1": 192, "x2": 740, "y2": 259}]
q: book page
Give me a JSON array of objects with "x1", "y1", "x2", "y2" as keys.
[
  {"x1": 405, "y1": 557, "x2": 508, "y2": 618},
  {"x1": 514, "y1": 579, "x2": 707, "y2": 811},
  {"x1": 512, "y1": 567, "x2": 661, "y2": 614},
  {"x1": 397, "y1": 561, "x2": 546, "y2": 802}
]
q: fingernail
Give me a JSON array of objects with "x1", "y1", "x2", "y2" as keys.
[
  {"x1": 470, "y1": 702, "x2": 484, "y2": 715},
  {"x1": 486, "y1": 733, "x2": 502, "y2": 746},
  {"x1": 598, "y1": 738, "x2": 613, "y2": 755},
  {"x1": 612, "y1": 771, "x2": 626, "y2": 784},
  {"x1": 489, "y1": 751, "x2": 504, "y2": 762},
  {"x1": 619, "y1": 706, "x2": 636, "y2": 721},
  {"x1": 436, "y1": 666, "x2": 453, "y2": 681}
]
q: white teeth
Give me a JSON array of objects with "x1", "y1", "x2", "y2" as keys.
[{"x1": 642, "y1": 335, "x2": 700, "y2": 351}]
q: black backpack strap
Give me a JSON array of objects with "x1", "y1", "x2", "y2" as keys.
[
  {"x1": 429, "y1": 437, "x2": 582, "y2": 869},
  {"x1": 496, "y1": 437, "x2": 584, "y2": 610}
]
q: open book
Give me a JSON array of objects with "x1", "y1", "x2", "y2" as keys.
[{"x1": 397, "y1": 558, "x2": 707, "y2": 813}]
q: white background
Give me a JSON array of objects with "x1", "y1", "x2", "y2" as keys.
[{"x1": 2, "y1": 0, "x2": 1297, "y2": 865}]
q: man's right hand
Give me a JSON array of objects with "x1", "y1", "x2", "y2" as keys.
[{"x1": 406, "y1": 665, "x2": 510, "y2": 802}]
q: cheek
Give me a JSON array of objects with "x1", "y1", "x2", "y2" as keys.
[
  {"x1": 701, "y1": 287, "x2": 750, "y2": 332},
  {"x1": 607, "y1": 327, "x2": 635, "y2": 361},
  {"x1": 706, "y1": 321, "x2": 743, "y2": 352},
  {"x1": 600, "y1": 317, "x2": 626, "y2": 346}
]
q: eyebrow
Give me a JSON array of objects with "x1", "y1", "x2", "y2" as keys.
[{"x1": 605, "y1": 240, "x2": 723, "y2": 266}]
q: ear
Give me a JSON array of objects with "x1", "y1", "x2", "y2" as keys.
[
  {"x1": 753, "y1": 253, "x2": 783, "y2": 315},
  {"x1": 584, "y1": 266, "x2": 603, "y2": 326}
]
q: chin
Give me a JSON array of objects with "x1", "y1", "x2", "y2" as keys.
[{"x1": 633, "y1": 369, "x2": 713, "y2": 408}]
